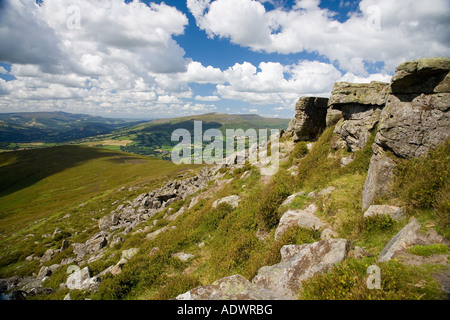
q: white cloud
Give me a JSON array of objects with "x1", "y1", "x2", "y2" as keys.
[
  {"x1": 195, "y1": 95, "x2": 221, "y2": 101},
  {"x1": 217, "y1": 60, "x2": 342, "y2": 107},
  {"x1": 189, "y1": 0, "x2": 450, "y2": 75}
]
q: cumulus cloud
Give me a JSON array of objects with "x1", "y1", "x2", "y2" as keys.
[
  {"x1": 188, "y1": 0, "x2": 450, "y2": 75},
  {"x1": 217, "y1": 60, "x2": 342, "y2": 107},
  {"x1": 0, "y1": 0, "x2": 195, "y2": 117}
]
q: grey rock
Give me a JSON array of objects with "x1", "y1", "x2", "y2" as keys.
[
  {"x1": 328, "y1": 81, "x2": 390, "y2": 107},
  {"x1": 252, "y1": 239, "x2": 351, "y2": 299},
  {"x1": 275, "y1": 204, "x2": 326, "y2": 241},
  {"x1": 110, "y1": 258, "x2": 128, "y2": 276},
  {"x1": 363, "y1": 205, "x2": 406, "y2": 222},
  {"x1": 361, "y1": 150, "x2": 396, "y2": 211},
  {"x1": 65, "y1": 267, "x2": 100, "y2": 291},
  {"x1": 212, "y1": 195, "x2": 241, "y2": 209},
  {"x1": 326, "y1": 108, "x2": 343, "y2": 127},
  {"x1": 175, "y1": 274, "x2": 283, "y2": 300},
  {"x1": 121, "y1": 248, "x2": 139, "y2": 260},
  {"x1": 171, "y1": 252, "x2": 195, "y2": 262},
  {"x1": 286, "y1": 97, "x2": 329, "y2": 142},
  {"x1": 390, "y1": 57, "x2": 450, "y2": 94},
  {"x1": 281, "y1": 191, "x2": 306, "y2": 206},
  {"x1": 378, "y1": 218, "x2": 421, "y2": 262},
  {"x1": 375, "y1": 92, "x2": 450, "y2": 159},
  {"x1": 40, "y1": 249, "x2": 55, "y2": 264}
]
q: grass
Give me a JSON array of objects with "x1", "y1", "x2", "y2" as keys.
[
  {"x1": 299, "y1": 257, "x2": 446, "y2": 300},
  {"x1": 0, "y1": 145, "x2": 194, "y2": 278}
]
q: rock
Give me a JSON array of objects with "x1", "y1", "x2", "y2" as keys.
[
  {"x1": 390, "y1": 57, "x2": 450, "y2": 94},
  {"x1": 328, "y1": 81, "x2": 389, "y2": 152},
  {"x1": 286, "y1": 97, "x2": 329, "y2": 142},
  {"x1": 52, "y1": 227, "x2": 61, "y2": 239},
  {"x1": 37, "y1": 267, "x2": 51, "y2": 280},
  {"x1": 212, "y1": 195, "x2": 241, "y2": 209},
  {"x1": 281, "y1": 191, "x2": 306, "y2": 206},
  {"x1": 149, "y1": 247, "x2": 160, "y2": 256},
  {"x1": 171, "y1": 252, "x2": 195, "y2": 262},
  {"x1": 351, "y1": 246, "x2": 373, "y2": 259},
  {"x1": 361, "y1": 149, "x2": 396, "y2": 211},
  {"x1": 378, "y1": 218, "x2": 421, "y2": 263},
  {"x1": 252, "y1": 239, "x2": 351, "y2": 299},
  {"x1": 40, "y1": 249, "x2": 55, "y2": 263},
  {"x1": 110, "y1": 258, "x2": 128, "y2": 276},
  {"x1": 166, "y1": 207, "x2": 185, "y2": 222},
  {"x1": 363, "y1": 205, "x2": 406, "y2": 222},
  {"x1": 328, "y1": 81, "x2": 390, "y2": 107},
  {"x1": 340, "y1": 155, "x2": 355, "y2": 167},
  {"x1": 61, "y1": 239, "x2": 69, "y2": 251},
  {"x1": 320, "y1": 228, "x2": 338, "y2": 240},
  {"x1": 275, "y1": 204, "x2": 326, "y2": 241},
  {"x1": 326, "y1": 108, "x2": 343, "y2": 127},
  {"x1": 318, "y1": 186, "x2": 335, "y2": 197},
  {"x1": 121, "y1": 248, "x2": 139, "y2": 260},
  {"x1": 65, "y1": 267, "x2": 100, "y2": 291},
  {"x1": 375, "y1": 92, "x2": 450, "y2": 159},
  {"x1": 175, "y1": 274, "x2": 283, "y2": 300}
]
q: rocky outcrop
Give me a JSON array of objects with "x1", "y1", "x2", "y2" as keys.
[
  {"x1": 65, "y1": 266, "x2": 100, "y2": 291},
  {"x1": 375, "y1": 58, "x2": 450, "y2": 159},
  {"x1": 286, "y1": 97, "x2": 329, "y2": 142},
  {"x1": 328, "y1": 81, "x2": 390, "y2": 152},
  {"x1": 252, "y1": 239, "x2": 351, "y2": 300},
  {"x1": 362, "y1": 57, "x2": 450, "y2": 210},
  {"x1": 175, "y1": 274, "x2": 282, "y2": 300},
  {"x1": 176, "y1": 239, "x2": 351, "y2": 300}
]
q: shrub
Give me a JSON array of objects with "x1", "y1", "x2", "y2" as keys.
[
  {"x1": 255, "y1": 170, "x2": 293, "y2": 230},
  {"x1": 292, "y1": 141, "x2": 309, "y2": 159},
  {"x1": 299, "y1": 258, "x2": 445, "y2": 300}
]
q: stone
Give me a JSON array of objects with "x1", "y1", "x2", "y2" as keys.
[
  {"x1": 328, "y1": 81, "x2": 389, "y2": 152},
  {"x1": 390, "y1": 57, "x2": 450, "y2": 94},
  {"x1": 328, "y1": 81, "x2": 390, "y2": 107},
  {"x1": 320, "y1": 228, "x2": 338, "y2": 240},
  {"x1": 110, "y1": 258, "x2": 128, "y2": 276},
  {"x1": 252, "y1": 239, "x2": 351, "y2": 299},
  {"x1": 275, "y1": 204, "x2": 326, "y2": 241},
  {"x1": 212, "y1": 195, "x2": 241, "y2": 209},
  {"x1": 171, "y1": 252, "x2": 195, "y2": 262},
  {"x1": 375, "y1": 93, "x2": 450, "y2": 159},
  {"x1": 361, "y1": 150, "x2": 397, "y2": 211},
  {"x1": 40, "y1": 249, "x2": 54, "y2": 263},
  {"x1": 281, "y1": 191, "x2": 306, "y2": 206},
  {"x1": 340, "y1": 155, "x2": 355, "y2": 167},
  {"x1": 61, "y1": 239, "x2": 69, "y2": 251},
  {"x1": 326, "y1": 108, "x2": 343, "y2": 127},
  {"x1": 65, "y1": 267, "x2": 100, "y2": 291},
  {"x1": 37, "y1": 267, "x2": 51, "y2": 280},
  {"x1": 378, "y1": 218, "x2": 421, "y2": 263},
  {"x1": 175, "y1": 274, "x2": 283, "y2": 300},
  {"x1": 363, "y1": 205, "x2": 406, "y2": 222},
  {"x1": 121, "y1": 248, "x2": 139, "y2": 260},
  {"x1": 286, "y1": 97, "x2": 329, "y2": 142}
]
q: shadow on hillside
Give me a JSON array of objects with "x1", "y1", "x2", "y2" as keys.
[{"x1": 0, "y1": 145, "x2": 145, "y2": 198}]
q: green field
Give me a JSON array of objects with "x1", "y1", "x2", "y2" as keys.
[{"x1": 0, "y1": 146, "x2": 195, "y2": 267}]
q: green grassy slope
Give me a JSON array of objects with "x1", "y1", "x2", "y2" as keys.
[{"x1": 0, "y1": 146, "x2": 194, "y2": 275}]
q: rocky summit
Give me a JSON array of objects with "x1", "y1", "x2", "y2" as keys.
[{"x1": 1, "y1": 57, "x2": 449, "y2": 301}]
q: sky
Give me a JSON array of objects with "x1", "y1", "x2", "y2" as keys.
[{"x1": 0, "y1": 0, "x2": 449, "y2": 119}]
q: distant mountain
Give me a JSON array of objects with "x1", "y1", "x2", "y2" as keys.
[
  {"x1": 0, "y1": 111, "x2": 143, "y2": 144},
  {"x1": 111, "y1": 112, "x2": 290, "y2": 158}
]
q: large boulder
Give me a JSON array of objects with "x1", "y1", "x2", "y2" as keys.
[
  {"x1": 65, "y1": 267, "x2": 100, "y2": 291},
  {"x1": 212, "y1": 195, "x2": 241, "y2": 209},
  {"x1": 328, "y1": 81, "x2": 390, "y2": 152},
  {"x1": 252, "y1": 239, "x2": 351, "y2": 299},
  {"x1": 286, "y1": 97, "x2": 329, "y2": 142},
  {"x1": 274, "y1": 204, "x2": 326, "y2": 241},
  {"x1": 362, "y1": 57, "x2": 450, "y2": 209},
  {"x1": 375, "y1": 57, "x2": 450, "y2": 159},
  {"x1": 175, "y1": 274, "x2": 283, "y2": 300}
]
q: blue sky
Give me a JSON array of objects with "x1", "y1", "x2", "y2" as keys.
[{"x1": 0, "y1": 0, "x2": 449, "y2": 119}]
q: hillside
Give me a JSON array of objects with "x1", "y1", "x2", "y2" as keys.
[
  {"x1": 0, "y1": 57, "x2": 448, "y2": 301},
  {"x1": 0, "y1": 111, "x2": 142, "y2": 148},
  {"x1": 79, "y1": 112, "x2": 290, "y2": 159}
]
